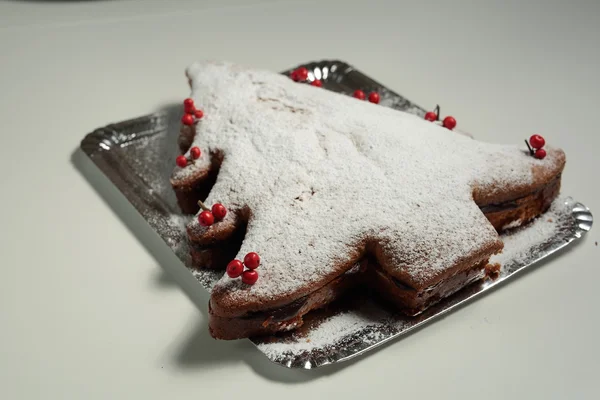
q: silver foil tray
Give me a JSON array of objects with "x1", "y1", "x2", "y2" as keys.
[{"x1": 80, "y1": 60, "x2": 593, "y2": 369}]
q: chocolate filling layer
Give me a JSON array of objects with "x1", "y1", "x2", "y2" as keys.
[
  {"x1": 479, "y1": 200, "x2": 519, "y2": 214},
  {"x1": 392, "y1": 278, "x2": 416, "y2": 291},
  {"x1": 241, "y1": 296, "x2": 308, "y2": 322},
  {"x1": 478, "y1": 175, "x2": 561, "y2": 214},
  {"x1": 237, "y1": 263, "x2": 366, "y2": 322}
]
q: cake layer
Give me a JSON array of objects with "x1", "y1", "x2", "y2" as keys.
[
  {"x1": 369, "y1": 259, "x2": 490, "y2": 316},
  {"x1": 207, "y1": 258, "x2": 495, "y2": 340},
  {"x1": 484, "y1": 175, "x2": 561, "y2": 231},
  {"x1": 208, "y1": 263, "x2": 367, "y2": 340}
]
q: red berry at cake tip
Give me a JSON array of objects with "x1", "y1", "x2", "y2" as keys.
[
  {"x1": 176, "y1": 155, "x2": 188, "y2": 168},
  {"x1": 211, "y1": 203, "x2": 227, "y2": 220},
  {"x1": 244, "y1": 252, "x2": 261, "y2": 269},
  {"x1": 529, "y1": 134, "x2": 545, "y2": 149},
  {"x1": 226, "y1": 259, "x2": 244, "y2": 278},
  {"x1": 182, "y1": 113, "x2": 195, "y2": 126},
  {"x1": 290, "y1": 70, "x2": 299, "y2": 81},
  {"x1": 198, "y1": 210, "x2": 214, "y2": 227},
  {"x1": 443, "y1": 116, "x2": 457, "y2": 130},
  {"x1": 311, "y1": 80, "x2": 323, "y2": 87},
  {"x1": 353, "y1": 90, "x2": 366, "y2": 100},
  {"x1": 190, "y1": 146, "x2": 201, "y2": 159},
  {"x1": 242, "y1": 270, "x2": 259, "y2": 285},
  {"x1": 295, "y1": 67, "x2": 309, "y2": 82},
  {"x1": 424, "y1": 111, "x2": 437, "y2": 121},
  {"x1": 183, "y1": 98, "x2": 194, "y2": 107},
  {"x1": 535, "y1": 148, "x2": 547, "y2": 159},
  {"x1": 194, "y1": 109, "x2": 204, "y2": 119},
  {"x1": 184, "y1": 101, "x2": 196, "y2": 114},
  {"x1": 368, "y1": 92, "x2": 380, "y2": 104}
]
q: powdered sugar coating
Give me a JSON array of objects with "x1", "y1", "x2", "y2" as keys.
[
  {"x1": 491, "y1": 198, "x2": 565, "y2": 267},
  {"x1": 173, "y1": 61, "x2": 563, "y2": 307},
  {"x1": 256, "y1": 309, "x2": 391, "y2": 360}
]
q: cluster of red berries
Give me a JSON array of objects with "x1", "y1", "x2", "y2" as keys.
[
  {"x1": 290, "y1": 66, "x2": 323, "y2": 87},
  {"x1": 182, "y1": 98, "x2": 204, "y2": 126},
  {"x1": 424, "y1": 105, "x2": 457, "y2": 130},
  {"x1": 526, "y1": 134, "x2": 547, "y2": 159},
  {"x1": 176, "y1": 146, "x2": 201, "y2": 168},
  {"x1": 197, "y1": 200, "x2": 227, "y2": 227},
  {"x1": 227, "y1": 252, "x2": 261, "y2": 285},
  {"x1": 289, "y1": 66, "x2": 381, "y2": 102},
  {"x1": 352, "y1": 90, "x2": 380, "y2": 104},
  {"x1": 175, "y1": 98, "x2": 205, "y2": 168}
]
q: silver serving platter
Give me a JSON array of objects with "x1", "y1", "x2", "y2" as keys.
[{"x1": 80, "y1": 60, "x2": 593, "y2": 369}]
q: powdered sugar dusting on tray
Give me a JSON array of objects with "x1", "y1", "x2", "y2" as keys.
[
  {"x1": 256, "y1": 303, "x2": 394, "y2": 362},
  {"x1": 491, "y1": 197, "x2": 568, "y2": 269},
  {"x1": 146, "y1": 211, "x2": 189, "y2": 250},
  {"x1": 173, "y1": 61, "x2": 564, "y2": 309},
  {"x1": 257, "y1": 313, "x2": 375, "y2": 359}
]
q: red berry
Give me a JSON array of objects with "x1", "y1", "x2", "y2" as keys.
[
  {"x1": 194, "y1": 109, "x2": 204, "y2": 119},
  {"x1": 535, "y1": 148, "x2": 547, "y2": 159},
  {"x1": 529, "y1": 134, "x2": 545, "y2": 149},
  {"x1": 443, "y1": 116, "x2": 457, "y2": 130},
  {"x1": 311, "y1": 80, "x2": 323, "y2": 87},
  {"x1": 295, "y1": 67, "x2": 309, "y2": 82},
  {"x1": 242, "y1": 270, "x2": 259, "y2": 285},
  {"x1": 198, "y1": 210, "x2": 214, "y2": 227},
  {"x1": 190, "y1": 146, "x2": 201, "y2": 159},
  {"x1": 176, "y1": 155, "x2": 188, "y2": 168},
  {"x1": 211, "y1": 203, "x2": 227, "y2": 220},
  {"x1": 183, "y1": 97, "x2": 195, "y2": 110},
  {"x1": 184, "y1": 98, "x2": 196, "y2": 114},
  {"x1": 182, "y1": 114, "x2": 195, "y2": 126},
  {"x1": 290, "y1": 70, "x2": 299, "y2": 81},
  {"x1": 226, "y1": 260, "x2": 244, "y2": 278},
  {"x1": 368, "y1": 92, "x2": 380, "y2": 104},
  {"x1": 424, "y1": 111, "x2": 437, "y2": 121},
  {"x1": 353, "y1": 90, "x2": 366, "y2": 100},
  {"x1": 244, "y1": 252, "x2": 260, "y2": 269}
]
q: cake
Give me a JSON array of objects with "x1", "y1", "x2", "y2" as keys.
[{"x1": 170, "y1": 61, "x2": 565, "y2": 340}]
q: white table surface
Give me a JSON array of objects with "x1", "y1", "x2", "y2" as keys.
[{"x1": 1, "y1": 0, "x2": 599, "y2": 398}]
